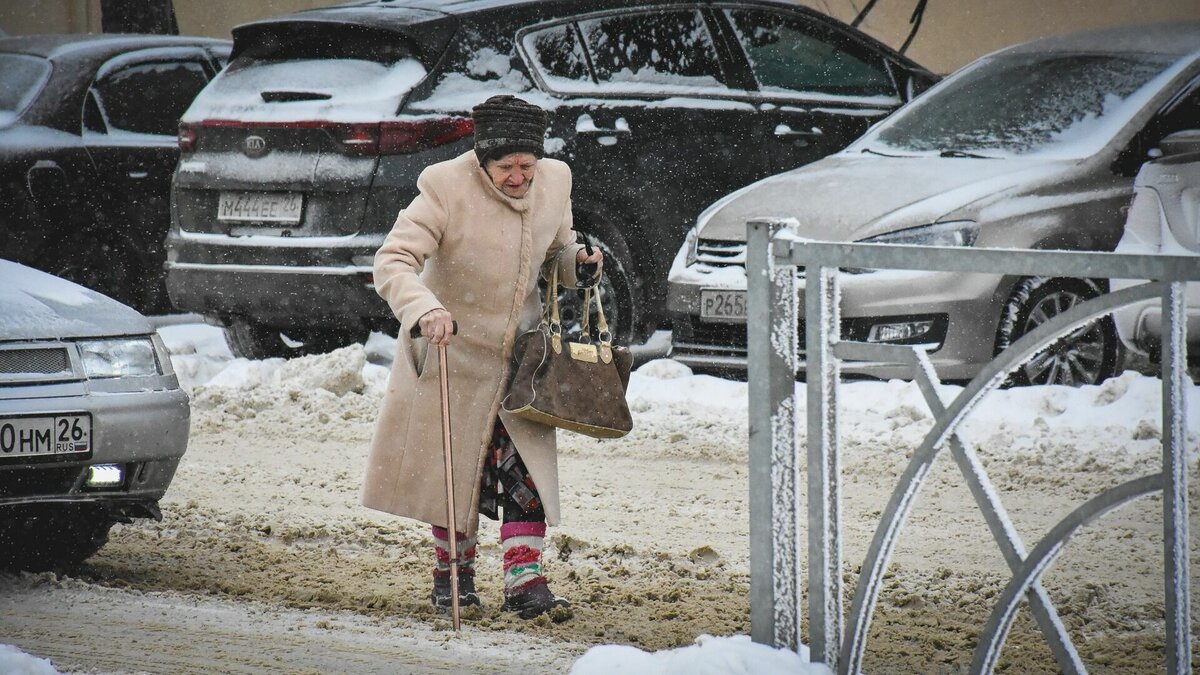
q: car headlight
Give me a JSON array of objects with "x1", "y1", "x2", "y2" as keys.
[
  {"x1": 684, "y1": 227, "x2": 700, "y2": 266},
  {"x1": 78, "y1": 338, "x2": 162, "y2": 378},
  {"x1": 860, "y1": 221, "x2": 979, "y2": 247}
]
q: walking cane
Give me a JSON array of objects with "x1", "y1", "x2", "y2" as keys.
[{"x1": 411, "y1": 320, "x2": 461, "y2": 632}]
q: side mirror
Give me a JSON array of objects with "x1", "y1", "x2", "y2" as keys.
[{"x1": 1151, "y1": 129, "x2": 1200, "y2": 159}]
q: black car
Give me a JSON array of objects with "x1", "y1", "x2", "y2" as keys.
[
  {"x1": 166, "y1": 0, "x2": 935, "y2": 358},
  {"x1": 0, "y1": 34, "x2": 230, "y2": 314}
]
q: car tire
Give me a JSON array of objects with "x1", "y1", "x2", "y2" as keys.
[
  {"x1": 553, "y1": 234, "x2": 635, "y2": 344},
  {"x1": 994, "y1": 277, "x2": 1120, "y2": 386},
  {"x1": 0, "y1": 504, "x2": 114, "y2": 573},
  {"x1": 224, "y1": 318, "x2": 369, "y2": 360}
]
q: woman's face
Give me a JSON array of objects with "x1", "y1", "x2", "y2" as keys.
[{"x1": 485, "y1": 152, "x2": 538, "y2": 199}]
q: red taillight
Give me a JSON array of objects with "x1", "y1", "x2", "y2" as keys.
[
  {"x1": 184, "y1": 117, "x2": 475, "y2": 157},
  {"x1": 178, "y1": 122, "x2": 197, "y2": 153},
  {"x1": 328, "y1": 123, "x2": 381, "y2": 156},
  {"x1": 378, "y1": 118, "x2": 475, "y2": 155}
]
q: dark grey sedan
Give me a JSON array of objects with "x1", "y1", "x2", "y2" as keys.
[
  {"x1": 0, "y1": 34, "x2": 229, "y2": 314},
  {"x1": 0, "y1": 259, "x2": 189, "y2": 572}
]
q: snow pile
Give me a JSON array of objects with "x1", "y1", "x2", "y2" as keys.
[
  {"x1": 0, "y1": 644, "x2": 58, "y2": 675},
  {"x1": 570, "y1": 634, "x2": 829, "y2": 675}
]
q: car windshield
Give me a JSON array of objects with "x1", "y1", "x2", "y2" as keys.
[
  {"x1": 858, "y1": 52, "x2": 1182, "y2": 159},
  {"x1": 0, "y1": 54, "x2": 51, "y2": 125}
]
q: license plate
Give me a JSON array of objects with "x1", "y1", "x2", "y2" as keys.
[
  {"x1": 217, "y1": 191, "x2": 303, "y2": 223},
  {"x1": 700, "y1": 289, "x2": 747, "y2": 322},
  {"x1": 0, "y1": 414, "x2": 92, "y2": 460}
]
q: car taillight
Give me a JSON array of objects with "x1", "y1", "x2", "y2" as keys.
[
  {"x1": 378, "y1": 118, "x2": 475, "y2": 155},
  {"x1": 178, "y1": 122, "x2": 197, "y2": 153},
  {"x1": 328, "y1": 118, "x2": 474, "y2": 156},
  {"x1": 183, "y1": 117, "x2": 475, "y2": 157}
]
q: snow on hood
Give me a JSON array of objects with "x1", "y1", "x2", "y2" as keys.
[
  {"x1": 695, "y1": 153, "x2": 1078, "y2": 242},
  {"x1": 0, "y1": 260, "x2": 151, "y2": 340}
]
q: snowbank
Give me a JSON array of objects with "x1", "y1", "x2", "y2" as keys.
[{"x1": 0, "y1": 644, "x2": 58, "y2": 675}]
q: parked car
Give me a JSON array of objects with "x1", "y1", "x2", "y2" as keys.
[
  {"x1": 1111, "y1": 148, "x2": 1200, "y2": 363},
  {"x1": 0, "y1": 34, "x2": 230, "y2": 314},
  {"x1": 0, "y1": 259, "x2": 190, "y2": 572},
  {"x1": 164, "y1": 0, "x2": 936, "y2": 359},
  {"x1": 667, "y1": 21, "x2": 1200, "y2": 386}
]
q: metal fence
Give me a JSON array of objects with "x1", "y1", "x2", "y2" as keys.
[{"x1": 745, "y1": 217, "x2": 1197, "y2": 674}]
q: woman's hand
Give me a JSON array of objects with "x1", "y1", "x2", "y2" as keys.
[
  {"x1": 576, "y1": 246, "x2": 603, "y2": 281},
  {"x1": 417, "y1": 308, "x2": 455, "y2": 346}
]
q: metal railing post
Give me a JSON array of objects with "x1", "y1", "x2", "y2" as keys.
[
  {"x1": 1161, "y1": 280, "x2": 1191, "y2": 675},
  {"x1": 806, "y1": 263, "x2": 842, "y2": 668},
  {"x1": 747, "y1": 218, "x2": 799, "y2": 648}
]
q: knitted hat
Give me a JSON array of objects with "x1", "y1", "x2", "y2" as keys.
[{"x1": 472, "y1": 95, "x2": 548, "y2": 165}]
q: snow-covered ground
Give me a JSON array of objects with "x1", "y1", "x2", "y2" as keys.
[{"x1": 2, "y1": 321, "x2": 1196, "y2": 673}]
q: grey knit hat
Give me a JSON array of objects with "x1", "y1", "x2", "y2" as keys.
[{"x1": 471, "y1": 95, "x2": 548, "y2": 165}]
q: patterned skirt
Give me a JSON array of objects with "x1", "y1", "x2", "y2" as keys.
[{"x1": 478, "y1": 420, "x2": 542, "y2": 522}]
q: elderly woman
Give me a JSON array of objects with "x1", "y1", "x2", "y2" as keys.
[{"x1": 362, "y1": 95, "x2": 602, "y2": 620}]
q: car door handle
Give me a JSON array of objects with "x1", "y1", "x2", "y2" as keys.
[
  {"x1": 576, "y1": 114, "x2": 631, "y2": 136},
  {"x1": 127, "y1": 170, "x2": 150, "y2": 179},
  {"x1": 774, "y1": 124, "x2": 822, "y2": 140}
]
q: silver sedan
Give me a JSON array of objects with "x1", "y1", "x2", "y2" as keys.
[
  {"x1": 668, "y1": 21, "x2": 1200, "y2": 385},
  {"x1": 0, "y1": 260, "x2": 189, "y2": 572}
]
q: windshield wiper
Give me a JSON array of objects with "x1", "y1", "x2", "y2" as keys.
[
  {"x1": 860, "y1": 147, "x2": 906, "y2": 157},
  {"x1": 939, "y1": 149, "x2": 997, "y2": 159}
]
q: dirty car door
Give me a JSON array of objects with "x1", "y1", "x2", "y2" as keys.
[
  {"x1": 720, "y1": 6, "x2": 902, "y2": 174},
  {"x1": 83, "y1": 48, "x2": 216, "y2": 310}
]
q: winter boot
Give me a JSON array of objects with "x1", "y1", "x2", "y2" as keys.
[
  {"x1": 430, "y1": 526, "x2": 480, "y2": 609},
  {"x1": 499, "y1": 522, "x2": 571, "y2": 620}
]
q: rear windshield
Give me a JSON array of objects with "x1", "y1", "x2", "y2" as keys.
[
  {"x1": 0, "y1": 54, "x2": 51, "y2": 123},
  {"x1": 231, "y1": 24, "x2": 417, "y2": 66},
  {"x1": 188, "y1": 25, "x2": 428, "y2": 123}
]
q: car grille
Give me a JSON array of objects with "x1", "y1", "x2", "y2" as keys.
[
  {"x1": 0, "y1": 345, "x2": 75, "y2": 384},
  {"x1": 0, "y1": 466, "x2": 84, "y2": 499},
  {"x1": 695, "y1": 239, "x2": 746, "y2": 267}
]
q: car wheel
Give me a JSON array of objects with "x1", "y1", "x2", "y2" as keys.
[
  {"x1": 224, "y1": 318, "x2": 369, "y2": 360},
  {"x1": 554, "y1": 236, "x2": 635, "y2": 344},
  {"x1": 0, "y1": 504, "x2": 115, "y2": 573},
  {"x1": 994, "y1": 277, "x2": 1120, "y2": 386}
]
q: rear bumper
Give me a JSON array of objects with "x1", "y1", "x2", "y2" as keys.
[{"x1": 165, "y1": 230, "x2": 394, "y2": 327}]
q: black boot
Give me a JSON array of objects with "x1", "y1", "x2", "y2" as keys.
[
  {"x1": 431, "y1": 573, "x2": 481, "y2": 609},
  {"x1": 502, "y1": 581, "x2": 571, "y2": 620}
]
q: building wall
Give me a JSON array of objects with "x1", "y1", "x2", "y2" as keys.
[{"x1": 3, "y1": 0, "x2": 1198, "y2": 73}]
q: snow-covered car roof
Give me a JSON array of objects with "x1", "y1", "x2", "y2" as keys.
[{"x1": 0, "y1": 260, "x2": 153, "y2": 341}]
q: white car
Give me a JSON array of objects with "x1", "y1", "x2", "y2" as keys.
[
  {"x1": 0, "y1": 260, "x2": 190, "y2": 572},
  {"x1": 1111, "y1": 146, "x2": 1200, "y2": 360}
]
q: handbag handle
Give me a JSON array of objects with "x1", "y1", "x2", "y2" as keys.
[{"x1": 544, "y1": 256, "x2": 612, "y2": 346}]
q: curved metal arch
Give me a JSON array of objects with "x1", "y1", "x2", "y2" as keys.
[
  {"x1": 839, "y1": 281, "x2": 1164, "y2": 674},
  {"x1": 971, "y1": 474, "x2": 1164, "y2": 673}
]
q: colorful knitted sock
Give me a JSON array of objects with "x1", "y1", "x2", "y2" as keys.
[
  {"x1": 500, "y1": 521, "x2": 546, "y2": 595},
  {"x1": 432, "y1": 525, "x2": 476, "y2": 580}
]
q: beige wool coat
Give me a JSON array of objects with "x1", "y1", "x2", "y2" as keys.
[{"x1": 362, "y1": 150, "x2": 584, "y2": 536}]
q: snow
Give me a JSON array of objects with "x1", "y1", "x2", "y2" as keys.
[
  {"x1": 570, "y1": 634, "x2": 828, "y2": 674},
  {"x1": 184, "y1": 58, "x2": 427, "y2": 123},
  {"x1": 0, "y1": 644, "x2": 58, "y2": 675},
  {"x1": 4, "y1": 316, "x2": 1196, "y2": 672}
]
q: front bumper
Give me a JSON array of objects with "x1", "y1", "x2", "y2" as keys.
[
  {"x1": 667, "y1": 268, "x2": 1009, "y2": 381},
  {"x1": 1110, "y1": 279, "x2": 1200, "y2": 357},
  {"x1": 0, "y1": 386, "x2": 190, "y2": 508},
  {"x1": 165, "y1": 230, "x2": 393, "y2": 328}
]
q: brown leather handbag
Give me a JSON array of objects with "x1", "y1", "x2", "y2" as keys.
[{"x1": 502, "y1": 267, "x2": 633, "y2": 439}]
